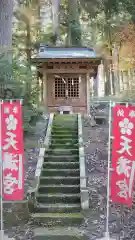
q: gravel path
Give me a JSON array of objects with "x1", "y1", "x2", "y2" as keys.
[
  {"x1": 80, "y1": 113, "x2": 109, "y2": 239},
  {"x1": 24, "y1": 115, "x2": 49, "y2": 195}
]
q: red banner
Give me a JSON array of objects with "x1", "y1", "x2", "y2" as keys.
[
  {"x1": 1, "y1": 101, "x2": 24, "y2": 200},
  {"x1": 111, "y1": 104, "x2": 135, "y2": 207}
]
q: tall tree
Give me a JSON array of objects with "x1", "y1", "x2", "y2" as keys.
[
  {"x1": 14, "y1": 0, "x2": 41, "y2": 64},
  {"x1": 13, "y1": 0, "x2": 42, "y2": 104},
  {"x1": 120, "y1": 0, "x2": 135, "y2": 23},
  {"x1": 0, "y1": 0, "x2": 13, "y2": 97},
  {"x1": 68, "y1": 0, "x2": 81, "y2": 46},
  {"x1": 80, "y1": 0, "x2": 120, "y2": 95},
  {"x1": 0, "y1": 0, "x2": 13, "y2": 47},
  {"x1": 51, "y1": 0, "x2": 60, "y2": 44}
]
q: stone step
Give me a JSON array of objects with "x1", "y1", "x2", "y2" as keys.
[
  {"x1": 40, "y1": 176, "x2": 80, "y2": 185},
  {"x1": 50, "y1": 143, "x2": 78, "y2": 149},
  {"x1": 53, "y1": 117, "x2": 77, "y2": 121},
  {"x1": 53, "y1": 118, "x2": 77, "y2": 121},
  {"x1": 31, "y1": 212, "x2": 83, "y2": 226},
  {"x1": 52, "y1": 128, "x2": 77, "y2": 132},
  {"x1": 34, "y1": 227, "x2": 86, "y2": 240},
  {"x1": 41, "y1": 169, "x2": 80, "y2": 177},
  {"x1": 51, "y1": 133, "x2": 78, "y2": 138},
  {"x1": 44, "y1": 155, "x2": 79, "y2": 162},
  {"x1": 38, "y1": 185, "x2": 80, "y2": 194},
  {"x1": 36, "y1": 193, "x2": 80, "y2": 204},
  {"x1": 53, "y1": 116, "x2": 77, "y2": 119},
  {"x1": 51, "y1": 134, "x2": 78, "y2": 139},
  {"x1": 53, "y1": 122, "x2": 78, "y2": 125},
  {"x1": 53, "y1": 122, "x2": 77, "y2": 126},
  {"x1": 35, "y1": 203, "x2": 81, "y2": 213},
  {"x1": 53, "y1": 115, "x2": 77, "y2": 120},
  {"x1": 53, "y1": 116, "x2": 77, "y2": 120},
  {"x1": 51, "y1": 139, "x2": 78, "y2": 145},
  {"x1": 53, "y1": 118, "x2": 77, "y2": 122},
  {"x1": 52, "y1": 122, "x2": 77, "y2": 126},
  {"x1": 52, "y1": 129, "x2": 78, "y2": 133},
  {"x1": 53, "y1": 119, "x2": 77, "y2": 122},
  {"x1": 52, "y1": 125, "x2": 77, "y2": 130},
  {"x1": 51, "y1": 130, "x2": 78, "y2": 135},
  {"x1": 43, "y1": 161, "x2": 79, "y2": 169},
  {"x1": 46, "y1": 149, "x2": 78, "y2": 155},
  {"x1": 54, "y1": 114, "x2": 77, "y2": 118},
  {"x1": 53, "y1": 121, "x2": 77, "y2": 124}
]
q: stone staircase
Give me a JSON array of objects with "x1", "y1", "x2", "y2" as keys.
[{"x1": 32, "y1": 114, "x2": 86, "y2": 239}]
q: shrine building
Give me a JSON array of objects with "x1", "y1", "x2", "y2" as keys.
[{"x1": 32, "y1": 45, "x2": 101, "y2": 114}]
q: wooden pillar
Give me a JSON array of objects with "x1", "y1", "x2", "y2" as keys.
[
  {"x1": 41, "y1": 77, "x2": 44, "y2": 102},
  {"x1": 43, "y1": 72, "x2": 48, "y2": 112},
  {"x1": 97, "y1": 62, "x2": 105, "y2": 97},
  {"x1": 86, "y1": 73, "x2": 90, "y2": 115}
]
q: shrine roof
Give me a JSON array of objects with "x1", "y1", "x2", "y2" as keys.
[{"x1": 32, "y1": 45, "x2": 101, "y2": 60}]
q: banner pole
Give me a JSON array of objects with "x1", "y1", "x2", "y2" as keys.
[
  {"x1": 105, "y1": 100, "x2": 112, "y2": 239},
  {"x1": 0, "y1": 101, "x2": 4, "y2": 240}
]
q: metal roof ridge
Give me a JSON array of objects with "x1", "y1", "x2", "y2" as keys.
[{"x1": 39, "y1": 45, "x2": 94, "y2": 51}]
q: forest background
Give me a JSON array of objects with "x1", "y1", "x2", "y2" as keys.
[{"x1": 0, "y1": 0, "x2": 135, "y2": 132}]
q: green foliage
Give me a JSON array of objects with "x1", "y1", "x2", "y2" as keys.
[
  {"x1": 70, "y1": 20, "x2": 82, "y2": 46},
  {"x1": 0, "y1": 52, "x2": 41, "y2": 134},
  {"x1": 11, "y1": 0, "x2": 135, "y2": 102},
  {"x1": 13, "y1": 59, "x2": 42, "y2": 134},
  {"x1": 68, "y1": 0, "x2": 82, "y2": 46},
  {"x1": 119, "y1": 0, "x2": 135, "y2": 23},
  {"x1": 80, "y1": 0, "x2": 101, "y2": 18},
  {"x1": 59, "y1": 0, "x2": 82, "y2": 46},
  {"x1": 12, "y1": 0, "x2": 42, "y2": 134}
]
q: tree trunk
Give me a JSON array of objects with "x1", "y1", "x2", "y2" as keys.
[
  {"x1": 113, "y1": 43, "x2": 120, "y2": 95},
  {"x1": 0, "y1": 0, "x2": 13, "y2": 48},
  {"x1": 51, "y1": 0, "x2": 60, "y2": 45},
  {"x1": 104, "y1": 59, "x2": 111, "y2": 95},
  {"x1": 108, "y1": 28, "x2": 115, "y2": 95},
  {"x1": 104, "y1": 10, "x2": 115, "y2": 95},
  {"x1": 26, "y1": 22, "x2": 31, "y2": 65},
  {"x1": 0, "y1": 0, "x2": 13, "y2": 97},
  {"x1": 68, "y1": 0, "x2": 81, "y2": 46}
]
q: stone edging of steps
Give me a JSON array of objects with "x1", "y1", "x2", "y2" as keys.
[
  {"x1": 27, "y1": 113, "x2": 54, "y2": 205},
  {"x1": 78, "y1": 113, "x2": 89, "y2": 210}
]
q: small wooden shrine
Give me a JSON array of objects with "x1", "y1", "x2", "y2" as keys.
[{"x1": 32, "y1": 45, "x2": 101, "y2": 114}]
